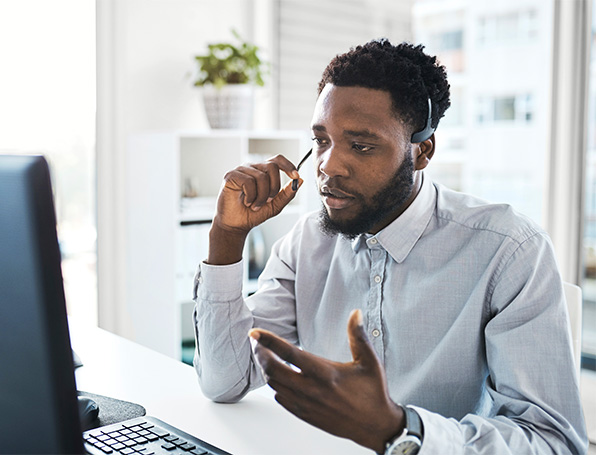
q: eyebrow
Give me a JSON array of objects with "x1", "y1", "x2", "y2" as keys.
[{"x1": 311, "y1": 124, "x2": 382, "y2": 141}]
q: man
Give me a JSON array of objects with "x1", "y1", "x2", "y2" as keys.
[{"x1": 193, "y1": 39, "x2": 587, "y2": 454}]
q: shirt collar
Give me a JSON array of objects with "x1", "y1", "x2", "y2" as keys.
[{"x1": 351, "y1": 174, "x2": 436, "y2": 263}]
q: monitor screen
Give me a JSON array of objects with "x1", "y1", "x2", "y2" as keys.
[{"x1": 0, "y1": 155, "x2": 83, "y2": 454}]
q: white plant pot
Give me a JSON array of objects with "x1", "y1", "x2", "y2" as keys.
[{"x1": 201, "y1": 84, "x2": 255, "y2": 129}]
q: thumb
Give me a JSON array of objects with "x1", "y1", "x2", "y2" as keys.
[
  {"x1": 347, "y1": 309, "x2": 379, "y2": 368},
  {"x1": 268, "y1": 178, "x2": 301, "y2": 216}
]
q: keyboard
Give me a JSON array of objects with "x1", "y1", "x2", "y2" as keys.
[{"x1": 83, "y1": 416, "x2": 232, "y2": 455}]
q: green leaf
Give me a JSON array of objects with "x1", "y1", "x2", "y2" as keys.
[{"x1": 192, "y1": 28, "x2": 267, "y2": 87}]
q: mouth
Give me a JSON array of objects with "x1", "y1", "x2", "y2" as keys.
[{"x1": 320, "y1": 185, "x2": 356, "y2": 210}]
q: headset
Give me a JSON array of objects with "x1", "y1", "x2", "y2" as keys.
[{"x1": 410, "y1": 98, "x2": 435, "y2": 143}]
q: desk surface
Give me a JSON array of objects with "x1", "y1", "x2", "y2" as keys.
[{"x1": 69, "y1": 319, "x2": 369, "y2": 455}]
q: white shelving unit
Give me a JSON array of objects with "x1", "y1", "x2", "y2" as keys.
[{"x1": 126, "y1": 130, "x2": 312, "y2": 360}]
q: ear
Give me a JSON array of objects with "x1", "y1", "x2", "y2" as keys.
[{"x1": 414, "y1": 133, "x2": 435, "y2": 171}]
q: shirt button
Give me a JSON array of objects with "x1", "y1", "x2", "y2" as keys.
[
  {"x1": 369, "y1": 238, "x2": 378, "y2": 245},
  {"x1": 374, "y1": 275, "x2": 382, "y2": 283},
  {"x1": 372, "y1": 329, "x2": 381, "y2": 337}
]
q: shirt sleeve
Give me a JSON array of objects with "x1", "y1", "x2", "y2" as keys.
[
  {"x1": 192, "y1": 260, "x2": 265, "y2": 402},
  {"x1": 414, "y1": 232, "x2": 588, "y2": 455},
  {"x1": 192, "y1": 229, "x2": 301, "y2": 403}
]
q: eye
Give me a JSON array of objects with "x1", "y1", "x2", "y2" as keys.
[
  {"x1": 352, "y1": 143, "x2": 374, "y2": 153},
  {"x1": 312, "y1": 137, "x2": 329, "y2": 147}
]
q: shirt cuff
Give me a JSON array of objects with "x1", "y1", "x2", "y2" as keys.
[
  {"x1": 410, "y1": 406, "x2": 464, "y2": 455},
  {"x1": 193, "y1": 260, "x2": 244, "y2": 302}
]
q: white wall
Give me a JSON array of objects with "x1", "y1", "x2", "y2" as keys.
[{"x1": 96, "y1": 0, "x2": 256, "y2": 338}]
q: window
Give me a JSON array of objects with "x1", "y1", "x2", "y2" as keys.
[
  {"x1": 477, "y1": 94, "x2": 534, "y2": 124},
  {"x1": 580, "y1": 2, "x2": 596, "y2": 368},
  {"x1": 413, "y1": 0, "x2": 551, "y2": 226},
  {"x1": 0, "y1": 0, "x2": 97, "y2": 325},
  {"x1": 478, "y1": 9, "x2": 539, "y2": 46}
]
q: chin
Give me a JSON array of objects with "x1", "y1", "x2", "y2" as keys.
[{"x1": 318, "y1": 205, "x2": 371, "y2": 240}]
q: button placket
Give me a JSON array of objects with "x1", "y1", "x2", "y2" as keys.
[{"x1": 366, "y1": 245, "x2": 386, "y2": 364}]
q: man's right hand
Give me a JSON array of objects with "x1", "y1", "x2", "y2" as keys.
[{"x1": 207, "y1": 154, "x2": 302, "y2": 266}]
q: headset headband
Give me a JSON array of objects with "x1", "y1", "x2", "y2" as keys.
[{"x1": 410, "y1": 98, "x2": 435, "y2": 143}]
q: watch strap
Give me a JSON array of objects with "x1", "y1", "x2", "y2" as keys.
[
  {"x1": 378, "y1": 406, "x2": 423, "y2": 455},
  {"x1": 403, "y1": 406, "x2": 423, "y2": 441}
]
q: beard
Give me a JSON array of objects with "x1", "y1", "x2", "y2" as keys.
[{"x1": 318, "y1": 151, "x2": 415, "y2": 240}]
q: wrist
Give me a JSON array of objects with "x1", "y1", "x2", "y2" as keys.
[
  {"x1": 206, "y1": 223, "x2": 248, "y2": 265},
  {"x1": 373, "y1": 402, "x2": 405, "y2": 454},
  {"x1": 378, "y1": 405, "x2": 423, "y2": 455}
]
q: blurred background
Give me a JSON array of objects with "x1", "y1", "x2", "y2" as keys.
[{"x1": 0, "y1": 1, "x2": 594, "y2": 438}]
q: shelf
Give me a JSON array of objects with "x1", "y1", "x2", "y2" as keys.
[{"x1": 126, "y1": 129, "x2": 311, "y2": 361}]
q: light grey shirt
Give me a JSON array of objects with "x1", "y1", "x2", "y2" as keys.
[{"x1": 193, "y1": 177, "x2": 588, "y2": 454}]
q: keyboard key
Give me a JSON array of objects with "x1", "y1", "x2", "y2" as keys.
[
  {"x1": 123, "y1": 422, "x2": 141, "y2": 429},
  {"x1": 151, "y1": 427, "x2": 170, "y2": 438},
  {"x1": 83, "y1": 417, "x2": 231, "y2": 455},
  {"x1": 174, "y1": 439, "x2": 189, "y2": 447}
]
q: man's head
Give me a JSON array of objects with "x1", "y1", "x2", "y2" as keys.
[
  {"x1": 318, "y1": 39, "x2": 451, "y2": 142},
  {"x1": 312, "y1": 39, "x2": 450, "y2": 238}
]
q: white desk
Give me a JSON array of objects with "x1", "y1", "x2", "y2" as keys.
[{"x1": 69, "y1": 320, "x2": 369, "y2": 455}]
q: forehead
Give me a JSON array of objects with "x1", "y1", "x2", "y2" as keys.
[{"x1": 311, "y1": 84, "x2": 406, "y2": 140}]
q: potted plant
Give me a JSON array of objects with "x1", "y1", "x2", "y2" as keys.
[{"x1": 194, "y1": 30, "x2": 267, "y2": 129}]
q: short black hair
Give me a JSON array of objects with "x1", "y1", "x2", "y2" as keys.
[{"x1": 318, "y1": 39, "x2": 451, "y2": 138}]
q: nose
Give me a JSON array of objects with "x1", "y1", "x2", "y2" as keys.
[{"x1": 318, "y1": 146, "x2": 349, "y2": 179}]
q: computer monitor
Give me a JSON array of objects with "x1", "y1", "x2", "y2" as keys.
[{"x1": 0, "y1": 155, "x2": 84, "y2": 454}]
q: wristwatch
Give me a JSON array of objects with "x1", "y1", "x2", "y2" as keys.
[{"x1": 381, "y1": 406, "x2": 423, "y2": 455}]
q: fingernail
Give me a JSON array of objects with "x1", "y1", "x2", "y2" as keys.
[
  {"x1": 353, "y1": 309, "x2": 363, "y2": 326},
  {"x1": 251, "y1": 205, "x2": 262, "y2": 211},
  {"x1": 248, "y1": 329, "x2": 260, "y2": 341}
]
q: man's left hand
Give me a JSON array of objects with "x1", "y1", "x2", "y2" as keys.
[{"x1": 249, "y1": 309, "x2": 404, "y2": 453}]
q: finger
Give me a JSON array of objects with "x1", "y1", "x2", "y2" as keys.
[
  {"x1": 272, "y1": 385, "x2": 309, "y2": 420},
  {"x1": 252, "y1": 340, "x2": 297, "y2": 380},
  {"x1": 222, "y1": 166, "x2": 264, "y2": 208},
  {"x1": 249, "y1": 328, "x2": 314, "y2": 373},
  {"x1": 347, "y1": 309, "x2": 379, "y2": 368},
  {"x1": 250, "y1": 161, "x2": 286, "y2": 208},
  {"x1": 268, "y1": 178, "x2": 301, "y2": 217},
  {"x1": 267, "y1": 154, "x2": 300, "y2": 180},
  {"x1": 234, "y1": 164, "x2": 276, "y2": 210}
]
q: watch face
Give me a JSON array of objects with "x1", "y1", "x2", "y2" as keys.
[{"x1": 388, "y1": 436, "x2": 421, "y2": 455}]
